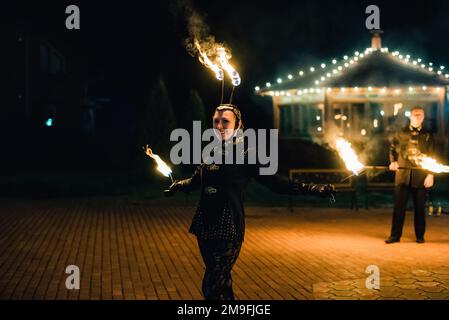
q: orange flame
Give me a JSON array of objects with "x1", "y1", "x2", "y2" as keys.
[
  {"x1": 144, "y1": 145, "x2": 173, "y2": 178},
  {"x1": 217, "y1": 47, "x2": 241, "y2": 86},
  {"x1": 194, "y1": 39, "x2": 224, "y2": 81},
  {"x1": 414, "y1": 154, "x2": 449, "y2": 173},
  {"x1": 335, "y1": 138, "x2": 365, "y2": 174}
]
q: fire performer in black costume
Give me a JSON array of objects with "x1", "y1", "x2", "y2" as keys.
[
  {"x1": 164, "y1": 104, "x2": 336, "y2": 300},
  {"x1": 385, "y1": 106, "x2": 435, "y2": 244}
]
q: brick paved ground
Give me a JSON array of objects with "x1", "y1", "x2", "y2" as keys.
[{"x1": 1, "y1": 198, "x2": 449, "y2": 300}]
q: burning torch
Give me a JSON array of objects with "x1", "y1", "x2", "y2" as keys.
[
  {"x1": 143, "y1": 145, "x2": 174, "y2": 183},
  {"x1": 335, "y1": 138, "x2": 449, "y2": 182}
]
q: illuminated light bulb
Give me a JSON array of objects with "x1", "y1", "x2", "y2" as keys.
[
  {"x1": 321, "y1": 63, "x2": 326, "y2": 68},
  {"x1": 280, "y1": 91, "x2": 285, "y2": 95},
  {"x1": 429, "y1": 62, "x2": 433, "y2": 66},
  {"x1": 422, "y1": 86, "x2": 427, "y2": 91},
  {"x1": 286, "y1": 92, "x2": 291, "y2": 96},
  {"x1": 277, "y1": 78, "x2": 282, "y2": 83},
  {"x1": 304, "y1": 89, "x2": 309, "y2": 94},
  {"x1": 275, "y1": 91, "x2": 280, "y2": 96},
  {"x1": 333, "y1": 69, "x2": 338, "y2": 74},
  {"x1": 436, "y1": 87, "x2": 441, "y2": 92},
  {"x1": 327, "y1": 88, "x2": 332, "y2": 92},
  {"x1": 326, "y1": 73, "x2": 331, "y2": 77},
  {"x1": 317, "y1": 127, "x2": 322, "y2": 132},
  {"x1": 354, "y1": 57, "x2": 359, "y2": 61},
  {"x1": 269, "y1": 91, "x2": 274, "y2": 96},
  {"x1": 405, "y1": 111, "x2": 411, "y2": 117},
  {"x1": 332, "y1": 59, "x2": 337, "y2": 64},
  {"x1": 297, "y1": 90, "x2": 302, "y2": 95},
  {"x1": 429, "y1": 67, "x2": 433, "y2": 72},
  {"x1": 438, "y1": 70, "x2": 442, "y2": 75},
  {"x1": 421, "y1": 64, "x2": 426, "y2": 68},
  {"x1": 399, "y1": 55, "x2": 403, "y2": 59},
  {"x1": 344, "y1": 55, "x2": 348, "y2": 60},
  {"x1": 354, "y1": 87, "x2": 359, "y2": 91},
  {"x1": 355, "y1": 51, "x2": 360, "y2": 56},
  {"x1": 349, "y1": 60, "x2": 354, "y2": 65},
  {"x1": 368, "y1": 86, "x2": 373, "y2": 92},
  {"x1": 310, "y1": 67, "x2": 315, "y2": 72},
  {"x1": 316, "y1": 89, "x2": 321, "y2": 93},
  {"x1": 394, "y1": 89, "x2": 401, "y2": 95},
  {"x1": 316, "y1": 116, "x2": 321, "y2": 121},
  {"x1": 266, "y1": 82, "x2": 271, "y2": 87},
  {"x1": 413, "y1": 61, "x2": 418, "y2": 65},
  {"x1": 408, "y1": 87, "x2": 414, "y2": 92},
  {"x1": 381, "y1": 87, "x2": 386, "y2": 93},
  {"x1": 360, "y1": 54, "x2": 365, "y2": 58},
  {"x1": 380, "y1": 110, "x2": 385, "y2": 116},
  {"x1": 255, "y1": 86, "x2": 260, "y2": 91},
  {"x1": 338, "y1": 66, "x2": 343, "y2": 71},
  {"x1": 342, "y1": 115, "x2": 348, "y2": 121},
  {"x1": 417, "y1": 58, "x2": 422, "y2": 62},
  {"x1": 321, "y1": 76, "x2": 325, "y2": 81},
  {"x1": 341, "y1": 87, "x2": 346, "y2": 92},
  {"x1": 373, "y1": 119, "x2": 378, "y2": 128},
  {"x1": 406, "y1": 55, "x2": 410, "y2": 59},
  {"x1": 361, "y1": 129, "x2": 367, "y2": 136},
  {"x1": 310, "y1": 88, "x2": 315, "y2": 93},
  {"x1": 288, "y1": 74, "x2": 293, "y2": 79},
  {"x1": 334, "y1": 114, "x2": 341, "y2": 120},
  {"x1": 445, "y1": 74, "x2": 449, "y2": 78},
  {"x1": 440, "y1": 66, "x2": 445, "y2": 70},
  {"x1": 315, "y1": 80, "x2": 320, "y2": 85},
  {"x1": 299, "y1": 71, "x2": 304, "y2": 76}
]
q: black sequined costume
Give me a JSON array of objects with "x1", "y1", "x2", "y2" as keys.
[{"x1": 171, "y1": 137, "x2": 334, "y2": 300}]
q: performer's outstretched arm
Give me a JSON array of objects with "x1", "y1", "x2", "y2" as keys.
[
  {"x1": 253, "y1": 169, "x2": 336, "y2": 200},
  {"x1": 164, "y1": 164, "x2": 203, "y2": 196}
]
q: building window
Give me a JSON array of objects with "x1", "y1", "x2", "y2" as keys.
[{"x1": 280, "y1": 103, "x2": 323, "y2": 137}]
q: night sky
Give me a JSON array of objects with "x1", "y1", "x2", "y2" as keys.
[{"x1": 5, "y1": 0, "x2": 449, "y2": 127}]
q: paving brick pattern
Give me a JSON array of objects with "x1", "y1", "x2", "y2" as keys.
[{"x1": 1, "y1": 198, "x2": 449, "y2": 300}]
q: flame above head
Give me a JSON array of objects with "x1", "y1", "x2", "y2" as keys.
[
  {"x1": 415, "y1": 154, "x2": 449, "y2": 173},
  {"x1": 335, "y1": 138, "x2": 365, "y2": 175},
  {"x1": 194, "y1": 39, "x2": 224, "y2": 81},
  {"x1": 217, "y1": 47, "x2": 241, "y2": 86},
  {"x1": 144, "y1": 146, "x2": 173, "y2": 177}
]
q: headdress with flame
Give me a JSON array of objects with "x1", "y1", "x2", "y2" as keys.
[{"x1": 193, "y1": 39, "x2": 241, "y2": 105}]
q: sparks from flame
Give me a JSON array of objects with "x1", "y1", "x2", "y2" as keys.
[
  {"x1": 335, "y1": 138, "x2": 365, "y2": 175},
  {"x1": 414, "y1": 154, "x2": 449, "y2": 173},
  {"x1": 144, "y1": 145, "x2": 174, "y2": 182}
]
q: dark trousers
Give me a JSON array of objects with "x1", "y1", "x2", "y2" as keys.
[
  {"x1": 390, "y1": 185, "x2": 427, "y2": 239},
  {"x1": 197, "y1": 238, "x2": 242, "y2": 300}
]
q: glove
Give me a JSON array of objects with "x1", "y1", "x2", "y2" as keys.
[
  {"x1": 164, "y1": 180, "x2": 181, "y2": 197},
  {"x1": 163, "y1": 179, "x2": 191, "y2": 197}
]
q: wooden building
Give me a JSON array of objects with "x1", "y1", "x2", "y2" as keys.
[{"x1": 256, "y1": 32, "x2": 449, "y2": 158}]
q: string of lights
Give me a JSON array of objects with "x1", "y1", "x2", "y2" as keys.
[{"x1": 254, "y1": 47, "x2": 448, "y2": 96}]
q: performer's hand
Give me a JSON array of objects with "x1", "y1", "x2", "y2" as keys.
[
  {"x1": 164, "y1": 180, "x2": 180, "y2": 197},
  {"x1": 424, "y1": 174, "x2": 434, "y2": 188},
  {"x1": 389, "y1": 161, "x2": 399, "y2": 171}
]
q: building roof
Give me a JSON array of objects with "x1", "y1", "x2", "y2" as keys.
[{"x1": 257, "y1": 36, "x2": 449, "y2": 95}]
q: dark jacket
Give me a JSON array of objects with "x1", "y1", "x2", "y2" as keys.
[
  {"x1": 177, "y1": 137, "x2": 304, "y2": 241},
  {"x1": 389, "y1": 126, "x2": 434, "y2": 188}
]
